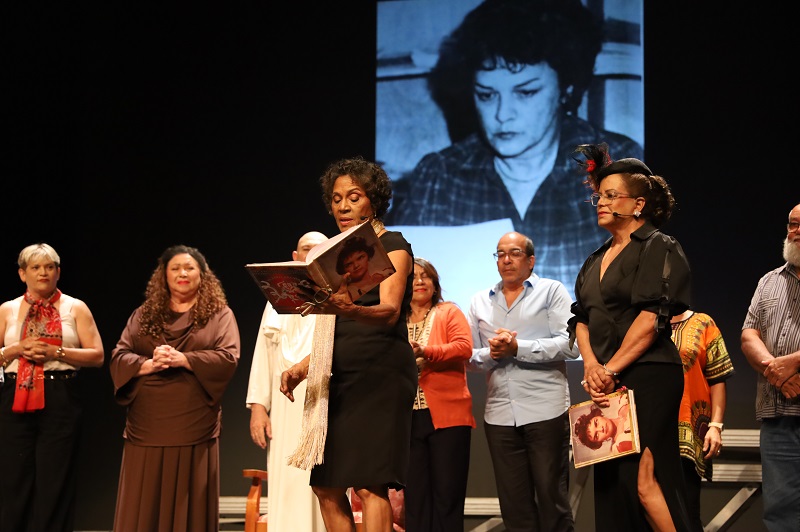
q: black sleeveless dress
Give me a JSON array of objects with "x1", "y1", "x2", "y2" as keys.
[{"x1": 310, "y1": 231, "x2": 417, "y2": 489}]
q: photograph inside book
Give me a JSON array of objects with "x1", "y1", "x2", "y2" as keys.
[
  {"x1": 569, "y1": 388, "x2": 640, "y2": 468},
  {"x1": 245, "y1": 221, "x2": 395, "y2": 314}
]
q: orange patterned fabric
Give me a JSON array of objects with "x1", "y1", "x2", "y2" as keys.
[{"x1": 671, "y1": 312, "x2": 735, "y2": 480}]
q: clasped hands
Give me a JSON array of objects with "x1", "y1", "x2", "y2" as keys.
[
  {"x1": 581, "y1": 362, "x2": 618, "y2": 407},
  {"x1": 151, "y1": 344, "x2": 187, "y2": 371},
  {"x1": 410, "y1": 340, "x2": 427, "y2": 369},
  {"x1": 488, "y1": 328, "x2": 517, "y2": 360},
  {"x1": 761, "y1": 357, "x2": 800, "y2": 399},
  {"x1": 14, "y1": 338, "x2": 61, "y2": 363}
]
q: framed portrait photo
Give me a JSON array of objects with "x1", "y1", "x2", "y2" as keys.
[{"x1": 569, "y1": 388, "x2": 640, "y2": 468}]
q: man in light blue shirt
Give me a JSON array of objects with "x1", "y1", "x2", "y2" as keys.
[{"x1": 468, "y1": 231, "x2": 579, "y2": 532}]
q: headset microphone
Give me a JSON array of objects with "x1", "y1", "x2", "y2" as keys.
[{"x1": 612, "y1": 212, "x2": 634, "y2": 218}]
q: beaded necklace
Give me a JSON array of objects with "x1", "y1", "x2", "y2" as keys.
[{"x1": 408, "y1": 306, "x2": 431, "y2": 342}]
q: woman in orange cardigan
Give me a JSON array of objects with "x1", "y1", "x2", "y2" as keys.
[{"x1": 405, "y1": 257, "x2": 475, "y2": 532}]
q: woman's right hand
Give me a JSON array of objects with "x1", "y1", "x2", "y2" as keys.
[
  {"x1": 280, "y1": 358, "x2": 310, "y2": 402},
  {"x1": 589, "y1": 387, "x2": 612, "y2": 408}
]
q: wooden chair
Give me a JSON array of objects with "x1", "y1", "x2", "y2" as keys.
[{"x1": 243, "y1": 469, "x2": 269, "y2": 532}]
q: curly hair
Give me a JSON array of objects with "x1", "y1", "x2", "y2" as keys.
[
  {"x1": 574, "y1": 143, "x2": 677, "y2": 228},
  {"x1": 319, "y1": 156, "x2": 393, "y2": 219},
  {"x1": 573, "y1": 405, "x2": 605, "y2": 450},
  {"x1": 429, "y1": 0, "x2": 602, "y2": 141},
  {"x1": 335, "y1": 237, "x2": 375, "y2": 275},
  {"x1": 137, "y1": 245, "x2": 228, "y2": 338}
]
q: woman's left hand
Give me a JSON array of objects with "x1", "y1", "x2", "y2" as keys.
[
  {"x1": 306, "y1": 276, "x2": 355, "y2": 315},
  {"x1": 409, "y1": 340, "x2": 424, "y2": 358},
  {"x1": 583, "y1": 362, "x2": 616, "y2": 395},
  {"x1": 703, "y1": 426, "x2": 723, "y2": 460}
]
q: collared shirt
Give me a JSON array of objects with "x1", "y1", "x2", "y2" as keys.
[
  {"x1": 742, "y1": 263, "x2": 800, "y2": 419},
  {"x1": 569, "y1": 223, "x2": 692, "y2": 366},
  {"x1": 467, "y1": 273, "x2": 580, "y2": 426},
  {"x1": 385, "y1": 115, "x2": 643, "y2": 296}
]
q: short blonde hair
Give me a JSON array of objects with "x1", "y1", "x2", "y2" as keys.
[{"x1": 18, "y1": 243, "x2": 61, "y2": 269}]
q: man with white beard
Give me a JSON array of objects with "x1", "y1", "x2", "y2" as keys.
[{"x1": 741, "y1": 202, "x2": 800, "y2": 531}]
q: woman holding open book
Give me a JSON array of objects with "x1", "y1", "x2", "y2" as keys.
[
  {"x1": 280, "y1": 156, "x2": 416, "y2": 532},
  {"x1": 568, "y1": 144, "x2": 697, "y2": 531}
]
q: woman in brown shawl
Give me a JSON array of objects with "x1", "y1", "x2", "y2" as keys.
[{"x1": 110, "y1": 245, "x2": 240, "y2": 532}]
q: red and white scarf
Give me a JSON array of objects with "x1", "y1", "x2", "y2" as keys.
[{"x1": 13, "y1": 289, "x2": 63, "y2": 413}]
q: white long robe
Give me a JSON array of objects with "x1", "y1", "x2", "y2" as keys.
[{"x1": 246, "y1": 303, "x2": 325, "y2": 531}]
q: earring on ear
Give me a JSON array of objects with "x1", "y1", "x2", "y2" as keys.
[
  {"x1": 634, "y1": 210, "x2": 641, "y2": 218},
  {"x1": 559, "y1": 85, "x2": 574, "y2": 107}
]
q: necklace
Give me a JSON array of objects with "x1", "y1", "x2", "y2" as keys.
[
  {"x1": 408, "y1": 306, "x2": 432, "y2": 342},
  {"x1": 370, "y1": 218, "x2": 386, "y2": 235}
]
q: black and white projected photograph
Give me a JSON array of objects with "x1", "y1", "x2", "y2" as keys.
[{"x1": 378, "y1": 0, "x2": 644, "y2": 306}]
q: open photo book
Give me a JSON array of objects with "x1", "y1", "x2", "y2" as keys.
[
  {"x1": 569, "y1": 387, "x2": 640, "y2": 468},
  {"x1": 245, "y1": 221, "x2": 395, "y2": 314}
]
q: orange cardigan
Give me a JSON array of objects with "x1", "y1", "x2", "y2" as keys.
[{"x1": 419, "y1": 302, "x2": 476, "y2": 429}]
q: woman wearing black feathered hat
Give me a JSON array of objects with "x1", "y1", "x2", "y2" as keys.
[{"x1": 568, "y1": 143, "x2": 698, "y2": 531}]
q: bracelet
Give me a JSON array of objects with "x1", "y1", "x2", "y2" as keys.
[
  {"x1": 0, "y1": 346, "x2": 7, "y2": 368},
  {"x1": 708, "y1": 422, "x2": 724, "y2": 432},
  {"x1": 602, "y1": 364, "x2": 620, "y2": 376},
  {"x1": 56, "y1": 346, "x2": 66, "y2": 359}
]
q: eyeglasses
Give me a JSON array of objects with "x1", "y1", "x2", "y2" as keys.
[
  {"x1": 588, "y1": 192, "x2": 635, "y2": 206},
  {"x1": 788, "y1": 222, "x2": 800, "y2": 232},
  {"x1": 493, "y1": 249, "x2": 527, "y2": 260}
]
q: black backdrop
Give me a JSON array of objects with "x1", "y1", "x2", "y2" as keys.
[{"x1": 5, "y1": 2, "x2": 794, "y2": 529}]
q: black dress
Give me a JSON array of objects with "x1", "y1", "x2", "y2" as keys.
[
  {"x1": 310, "y1": 231, "x2": 417, "y2": 489},
  {"x1": 569, "y1": 222, "x2": 698, "y2": 532}
]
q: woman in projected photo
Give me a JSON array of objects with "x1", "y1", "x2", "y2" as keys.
[{"x1": 385, "y1": 0, "x2": 643, "y2": 293}]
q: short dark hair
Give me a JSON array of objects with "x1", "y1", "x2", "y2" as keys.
[
  {"x1": 574, "y1": 405, "x2": 604, "y2": 450},
  {"x1": 320, "y1": 156, "x2": 393, "y2": 219},
  {"x1": 429, "y1": 0, "x2": 602, "y2": 141},
  {"x1": 335, "y1": 237, "x2": 375, "y2": 275},
  {"x1": 574, "y1": 143, "x2": 677, "y2": 228}
]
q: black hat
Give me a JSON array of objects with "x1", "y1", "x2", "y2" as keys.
[{"x1": 597, "y1": 158, "x2": 652, "y2": 178}]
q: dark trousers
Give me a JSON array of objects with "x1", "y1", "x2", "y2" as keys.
[
  {"x1": 484, "y1": 412, "x2": 574, "y2": 532},
  {"x1": 0, "y1": 376, "x2": 82, "y2": 532},
  {"x1": 681, "y1": 457, "x2": 704, "y2": 531},
  {"x1": 405, "y1": 408, "x2": 472, "y2": 532}
]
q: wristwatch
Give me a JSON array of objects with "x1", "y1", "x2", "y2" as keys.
[{"x1": 708, "y1": 422, "x2": 724, "y2": 432}]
